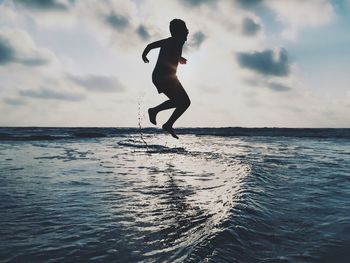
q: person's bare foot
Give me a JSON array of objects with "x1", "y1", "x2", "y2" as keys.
[
  {"x1": 148, "y1": 108, "x2": 157, "y2": 125},
  {"x1": 162, "y1": 124, "x2": 179, "y2": 139}
]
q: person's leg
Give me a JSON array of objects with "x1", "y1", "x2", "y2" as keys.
[
  {"x1": 163, "y1": 91, "x2": 190, "y2": 127},
  {"x1": 162, "y1": 83, "x2": 191, "y2": 138},
  {"x1": 148, "y1": 100, "x2": 176, "y2": 125},
  {"x1": 149, "y1": 80, "x2": 178, "y2": 125},
  {"x1": 154, "y1": 100, "x2": 176, "y2": 112}
]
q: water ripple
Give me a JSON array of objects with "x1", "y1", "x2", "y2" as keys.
[{"x1": 1, "y1": 135, "x2": 349, "y2": 262}]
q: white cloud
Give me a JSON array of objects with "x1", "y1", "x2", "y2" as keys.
[
  {"x1": 265, "y1": 0, "x2": 335, "y2": 40},
  {"x1": 0, "y1": 2, "x2": 18, "y2": 25},
  {"x1": 70, "y1": 0, "x2": 149, "y2": 50},
  {"x1": 0, "y1": 28, "x2": 54, "y2": 66}
]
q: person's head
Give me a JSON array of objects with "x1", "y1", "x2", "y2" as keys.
[{"x1": 169, "y1": 19, "x2": 189, "y2": 42}]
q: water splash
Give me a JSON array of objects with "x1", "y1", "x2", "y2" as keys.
[{"x1": 137, "y1": 95, "x2": 148, "y2": 148}]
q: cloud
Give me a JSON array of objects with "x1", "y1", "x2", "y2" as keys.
[
  {"x1": 68, "y1": 74, "x2": 125, "y2": 93},
  {"x1": 59, "y1": 1, "x2": 142, "y2": 49},
  {"x1": 264, "y1": 0, "x2": 334, "y2": 40},
  {"x1": 137, "y1": 25, "x2": 150, "y2": 41},
  {"x1": 244, "y1": 77, "x2": 292, "y2": 92},
  {"x1": 0, "y1": 30, "x2": 51, "y2": 67},
  {"x1": 18, "y1": 57, "x2": 49, "y2": 66},
  {"x1": 237, "y1": 48, "x2": 290, "y2": 77},
  {"x1": 0, "y1": 37, "x2": 15, "y2": 65},
  {"x1": 19, "y1": 87, "x2": 84, "y2": 101},
  {"x1": 236, "y1": 0, "x2": 262, "y2": 9},
  {"x1": 105, "y1": 12, "x2": 130, "y2": 31},
  {"x1": 190, "y1": 31, "x2": 206, "y2": 49},
  {"x1": 178, "y1": 0, "x2": 217, "y2": 7},
  {"x1": 13, "y1": 0, "x2": 69, "y2": 11},
  {"x1": 242, "y1": 17, "x2": 261, "y2": 36},
  {"x1": 184, "y1": 31, "x2": 206, "y2": 52},
  {"x1": 268, "y1": 82, "x2": 291, "y2": 92},
  {"x1": 3, "y1": 97, "x2": 26, "y2": 106},
  {"x1": 200, "y1": 84, "x2": 219, "y2": 94}
]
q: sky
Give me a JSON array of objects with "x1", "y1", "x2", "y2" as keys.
[{"x1": 0, "y1": 0, "x2": 349, "y2": 128}]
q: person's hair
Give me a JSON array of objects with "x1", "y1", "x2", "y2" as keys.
[{"x1": 169, "y1": 19, "x2": 188, "y2": 38}]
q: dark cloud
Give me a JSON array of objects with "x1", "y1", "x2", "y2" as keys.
[
  {"x1": 237, "y1": 49, "x2": 290, "y2": 77},
  {"x1": 268, "y1": 82, "x2": 291, "y2": 92},
  {"x1": 137, "y1": 25, "x2": 150, "y2": 41},
  {"x1": 0, "y1": 37, "x2": 49, "y2": 66},
  {"x1": 68, "y1": 74, "x2": 125, "y2": 93},
  {"x1": 105, "y1": 13, "x2": 129, "y2": 31},
  {"x1": 179, "y1": 0, "x2": 217, "y2": 7},
  {"x1": 3, "y1": 97, "x2": 26, "y2": 106},
  {"x1": 191, "y1": 31, "x2": 206, "y2": 49},
  {"x1": 0, "y1": 38, "x2": 15, "y2": 65},
  {"x1": 19, "y1": 87, "x2": 84, "y2": 101},
  {"x1": 14, "y1": 0, "x2": 68, "y2": 11},
  {"x1": 242, "y1": 18, "x2": 261, "y2": 36},
  {"x1": 236, "y1": 0, "x2": 262, "y2": 9},
  {"x1": 18, "y1": 57, "x2": 49, "y2": 66}
]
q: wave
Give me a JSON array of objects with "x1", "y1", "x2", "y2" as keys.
[
  {"x1": 0, "y1": 127, "x2": 349, "y2": 141},
  {"x1": 117, "y1": 140, "x2": 187, "y2": 154}
]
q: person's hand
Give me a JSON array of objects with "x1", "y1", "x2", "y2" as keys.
[
  {"x1": 179, "y1": 57, "x2": 187, "y2": 64},
  {"x1": 142, "y1": 55, "x2": 149, "y2": 63}
]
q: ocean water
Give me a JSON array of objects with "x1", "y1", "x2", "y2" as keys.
[{"x1": 0, "y1": 127, "x2": 349, "y2": 263}]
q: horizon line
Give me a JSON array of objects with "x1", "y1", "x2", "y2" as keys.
[{"x1": 0, "y1": 126, "x2": 349, "y2": 129}]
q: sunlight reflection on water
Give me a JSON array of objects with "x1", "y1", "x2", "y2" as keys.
[{"x1": 106, "y1": 135, "x2": 250, "y2": 261}]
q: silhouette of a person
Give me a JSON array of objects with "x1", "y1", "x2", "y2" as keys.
[{"x1": 142, "y1": 19, "x2": 190, "y2": 139}]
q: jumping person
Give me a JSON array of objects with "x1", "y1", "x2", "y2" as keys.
[{"x1": 142, "y1": 19, "x2": 190, "y2": 139}]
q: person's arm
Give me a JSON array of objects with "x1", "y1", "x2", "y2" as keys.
[{"x1": 142, "y1": 39, "x2": 166, "y2": 63}]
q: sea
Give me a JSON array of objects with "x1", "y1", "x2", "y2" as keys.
[{"x1": 0, "y1": 127, "x2": 349, "y2": 263}]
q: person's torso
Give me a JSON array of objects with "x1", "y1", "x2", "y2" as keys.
[{"x1": 153, "y1": 38, "x2": 182, "y2": 77}]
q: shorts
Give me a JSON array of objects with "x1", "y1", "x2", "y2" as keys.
[{"x1": 152, "y1": 74, "x2": 188, "y2": 101}]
